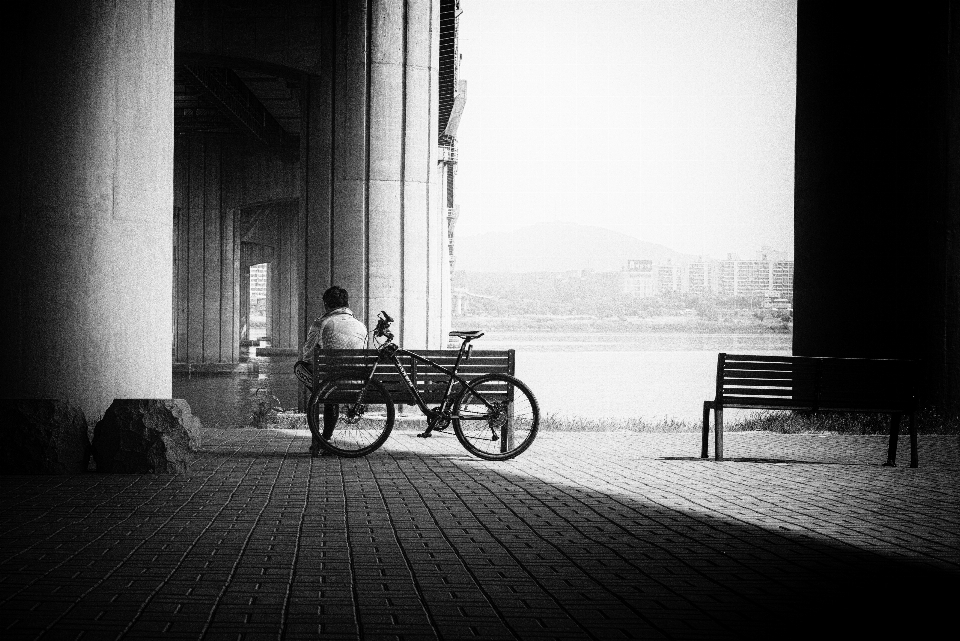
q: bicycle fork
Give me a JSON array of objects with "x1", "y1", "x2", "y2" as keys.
[{"x1": 344, "y1": 358, "x2": 384, "y2": 420}]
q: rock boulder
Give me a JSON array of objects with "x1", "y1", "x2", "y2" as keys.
[
  {"x1": 93, "y1": 399, "x2": 201, "y2": 474},
  {"x1": 0, "y1": 400, "x2": 91, "y2": 474}
]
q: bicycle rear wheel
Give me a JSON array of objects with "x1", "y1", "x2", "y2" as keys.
[
  {"x1": 452, "y1": 373, "x2": 539, "y2": 461},
  {"x1": 307, "y1": 371, "x2": 394, "y2": 457}
]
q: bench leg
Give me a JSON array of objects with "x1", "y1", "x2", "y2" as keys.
[
  {"x1": 885, "y1": 413, "x2": 901, "y2": 467},
  {"x1": 909, "y1": 412, "x2": 918, "y2": 468},
  {"x1": 501, "y1": 402, "x2": 515, "y2": 453},
  {"x1": 701, "y1": 402, "x2": 711, "y2": 458},
  {"x1": 715, "y1": 406, "x2": 724, "y2": 461}
]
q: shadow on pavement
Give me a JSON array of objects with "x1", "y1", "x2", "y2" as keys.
[{"x1": 0, "y1": 435, "x2": 955, "y2": 640}]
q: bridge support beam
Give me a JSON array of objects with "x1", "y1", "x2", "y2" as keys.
[{"x1": 3, "y1": 0, "x2": 175, "y2": 419}]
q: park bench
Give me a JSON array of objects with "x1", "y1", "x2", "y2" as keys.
[
  {"x1": 295, "y1": 347, "x2": 515, "y2": 403},
  {"x1": 702, "y1": 353, "x2": 920, "y2": 467}
]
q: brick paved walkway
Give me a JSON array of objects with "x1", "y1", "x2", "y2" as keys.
[{"x1": 2, "y1": 429, "x2": 958, "y2": 640}]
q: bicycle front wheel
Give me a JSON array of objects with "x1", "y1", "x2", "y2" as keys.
[
  {"x1": 452, "y1": 373, "x2": 539, "y2": 461},
  {"x1": 307, "y1": 371, "x2": 395, "y2": 457}
]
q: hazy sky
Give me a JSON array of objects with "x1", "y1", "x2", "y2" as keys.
[{"x1": 454, "y1": 0, "x2": 797, "y2": 259}]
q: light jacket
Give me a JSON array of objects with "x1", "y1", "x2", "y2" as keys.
[{"x1": 301, "y1": 307, "x2": 368, "y2": 358}]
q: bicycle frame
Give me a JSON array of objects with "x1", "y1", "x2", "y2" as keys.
[
  {"x1": 354, "y1": 339, "x2": 499, "y2": 421},
  {"x1": 306, "y1": 312, "x2": 536, "y2": 459}
]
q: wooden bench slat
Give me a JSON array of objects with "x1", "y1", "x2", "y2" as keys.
[
  {"x1": 724, "y1": 369, "x2": 814, "y2": 380},
  {"x1": 820, "y1": 394, "x2": 913, "y2": 406},
  {"x1": 727, "y1": 353, "x2": 913, "y2": 366},
  {"x1": 723, "y1": 354, "x2": 804, "y2": 362},
  {"x1": 721, "y1": 387, "x2": 812, "y2": 397},
  {"x1": 818, "y1": 403, "x2": 915, "y2": 412},
  {"x1": 311, "y1": 347, "x2": 515, "y2": 404},
  {"x1": 712, "y1": 400, "x2": 824, "y2": 409},
  {"x1": 723, "y1": 400, "x2": 908, "y2": 411},
  {"x1": 720, "y1": 400, "x2": 913, "y2": 412},
  {"x1": 723, "y1": 362, "x2": 818, "y2": 372},
  {"x1": 721, "y1": 377, "x2": 798, "y2": 386},
  {"x1": 415, "y1": 370, "x2": 499, "y2": 379},
  {"x1": 724, "y1": 371, "x2": 809, "y2": 380},
  {"x1": 819, "y1": 379, "x2": 912, "y2": 391}
]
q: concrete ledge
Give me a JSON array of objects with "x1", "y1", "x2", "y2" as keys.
[
  {"x1": 254, "y1": 347, "x2": 299, "y2": 357},
  {"x1": 173, "y1": 362, "x2": 259, "y2": 377},
  {"x1": 0, "y1": 399, "x2": 90, "y2": 474}
]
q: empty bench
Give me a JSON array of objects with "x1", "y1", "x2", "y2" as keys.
[
  {"x1": 295, "y1": 348, "x2": 515, "y2": 404},
  {"x1": 702, "y1": 353, "x2": 919, "y2": 466}
]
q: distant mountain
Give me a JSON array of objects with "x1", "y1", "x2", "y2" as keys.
[{"x1": 453, "y1": 223, "x2": 695, "y2": 273}]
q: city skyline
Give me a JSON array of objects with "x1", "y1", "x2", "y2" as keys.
[{"x1": 455, "y1": 220, "x2": 794, "y2": 265}]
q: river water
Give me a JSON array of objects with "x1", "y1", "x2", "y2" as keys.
[
  {"x1": 173, "y1": 332, "x2": 791, "y2": 428},
  {"x1": 482, "y1": 332, "x2": 791, "y2": 423}
]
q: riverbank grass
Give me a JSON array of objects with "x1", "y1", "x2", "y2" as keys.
[
  {"x1": 541, "y1": 408, "x2": 959, "y2": 435},
  {"x1": 265, "y1": 408, "x2": 959, "y2": 435}
]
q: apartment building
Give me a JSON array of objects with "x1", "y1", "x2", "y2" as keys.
[
  {"x1": 621, "y1": 255, "x2": 794, "y2": 299},
  {"x1": 684, "y1": 260, "x2": 722, "y2": 296},
  {"x1": 701, "y1": 256, "x2": 793, "y2": 298},
  {"x1": 623, "y1": 259, "x2": 657, "y2": 298}
]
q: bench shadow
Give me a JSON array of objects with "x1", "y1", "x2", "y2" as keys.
[{"x1": 659, "y1": 455, "x2": 841, "y2": 464}]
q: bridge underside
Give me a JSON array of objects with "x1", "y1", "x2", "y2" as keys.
[
  {"x1": 2, "y1": 0, "x2": 957, "y2": 421},
  {"x1": 171, "y1": 0, "x2": 456, "y2": 368}
]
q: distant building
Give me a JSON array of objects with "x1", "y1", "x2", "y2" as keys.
[
  {"x1": 772, "y1": 261, "x2": 794, "y2": 297},
  {"x1": 684, "y1": 260, "x2": 721, "y2": 296},
  {"x1": 689, "y1": 256, "x2": 793, "y2": 299},
  {"x1": 656, "y1": 261, "x2": 682, "y2": 294},
  {"x1": 622, "y1": 260, "x2": 657, "y2": 298},
  {"x1": 622, "y1": 253, "x2": 794, "y2": 300},
  {"x1": 250, "y1": 264, "x2": 268, "y2": 309},
  {"x1": 720, "y1": 260, "x2": 770, "y2": 297}
]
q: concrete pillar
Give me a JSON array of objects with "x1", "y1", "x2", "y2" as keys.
[
  {"x1": 304, "y1": 0, "x2": 444, "y2": 349},
  {"x1": 172, "y1": 136, "x2": 241, "y2": 365},
  {"x1": 793, "y1": 1, "x2": 959, "y2": 411},
  {"x1": 240, "y1": 266, "x2": 251, "y2": 341},
  {"x1": 2, "y1": 0, "x2": 175, "y2": 419},
  {"x1": 263, "y1": 263, "x2": 274, "y2": 342},
  {"x1": 275, "y1": 203, "x2": 300, "y2": 349}
]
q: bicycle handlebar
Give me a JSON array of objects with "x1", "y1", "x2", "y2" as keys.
[{"x1": 374, "y1": 311, "x2": 395, "y2": 342}]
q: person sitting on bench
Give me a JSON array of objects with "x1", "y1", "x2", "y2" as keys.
[{"x1": 301, "y1": 286, "x2": 369, "y2": 453}]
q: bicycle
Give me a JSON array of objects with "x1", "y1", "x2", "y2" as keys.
[{"x1": 304, "y1": 311, "x2": 539, "y2": 460}]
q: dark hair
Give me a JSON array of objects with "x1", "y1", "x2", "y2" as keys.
[{"x1": 322, "y1": 285, "x2": 349, "y2": 309}]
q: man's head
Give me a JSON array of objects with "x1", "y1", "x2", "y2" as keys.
[{"x1": 322, "y1": 286, "x2": 349, "y2": 311}]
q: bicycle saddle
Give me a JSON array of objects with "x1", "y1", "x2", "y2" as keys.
[{"x1": 449, "y1": 330, "x2": 484, "y2": 340}]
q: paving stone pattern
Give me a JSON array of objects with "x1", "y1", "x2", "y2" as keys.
[{"x1": 2, "y1": 429, "x2": 958, "y2": 640}]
